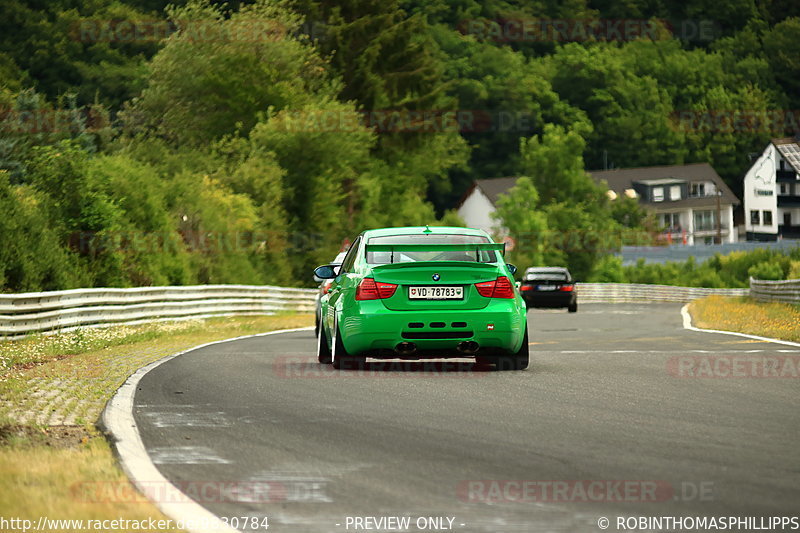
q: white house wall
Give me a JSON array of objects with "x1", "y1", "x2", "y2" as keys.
[
  {"x1": 457, "y1": 188, "x2": 499, "y2": 235},
  {"x1": 744, "y1": 143, "x2": 779, "y2": 235}
]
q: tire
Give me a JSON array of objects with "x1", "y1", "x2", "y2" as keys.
[
  {"x1": 317, "y1": 320, "x2": 332, "y2": 364},
  {"x1": 495, "y1": 326, "x2": 529, "y2": 371},
  {"x1": 332, "y1": 320, "x2": 362, "y2": 370},
  {"x1": 568, "y1": 302, "x2": 578, "y2": 313}
]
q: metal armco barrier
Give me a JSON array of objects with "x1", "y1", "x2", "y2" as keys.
[
  {"x1": 575, "y1": 283, "x2": 748, "y2": 303},
  {"x1": 0, "y1": 285, "x2": 317, "y2": 338},
  {"x1": 749, "y1": 278, "x2": 800, "y2": 305},
  {"x1": 3, "y1": 281, "x2": 782, "y2": 339}
]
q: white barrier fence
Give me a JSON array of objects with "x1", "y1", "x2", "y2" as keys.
[
  {"x1": 749, "y1": 278, "x2": 800, "y2": 305},
  {"x1": 575, "y1": 283, "x2": 748, "y2": 303},
  {"x1": 3, "y1": 280, "x2": 793, "y2": 339},
  {"x1": 0, "y1": 285, "x2": 317, "y2": 338}
]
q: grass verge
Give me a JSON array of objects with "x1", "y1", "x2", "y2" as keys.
[
  {"x1": 688, "y1": 295, "x2": 800, "y2": 342},
  {"x1": 0, "y1": 313, "x2": 312, "y2": 530}
]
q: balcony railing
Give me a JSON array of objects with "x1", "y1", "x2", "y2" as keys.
[
  {"x1": 777, "y1": 170, "x2": 798, "y2": 182},
  {"x1": 777, "y1": 195, "x2": 800, "y2": 207},
  {"x1": 661, "y1": 226, "x2": 683, "y2": 234},
  {"x1": 694, "y1": 223, "x2": 728, "y2": 233}
]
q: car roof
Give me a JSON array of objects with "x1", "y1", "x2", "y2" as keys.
[
  {"x1": 525, "y1": 266, "x2": 571, "y2": 273},
  {"x1": 362, "y1": 226, "x2": 491, "y2": 239},
  {"x1": 525, "y1": 267, "x2": 569, "y2": 272}
]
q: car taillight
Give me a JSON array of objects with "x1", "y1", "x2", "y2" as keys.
[
  {"x1": 475, "y1": 276, "x2": 515, "y2": 299},
  {"x1": 356, "y1": 278, "x2": 398, "y2": 300},
  {"x1": 559, "y1": 285, "x2": 574, "y2": 292},
  {"x1": 519, "y1": 285, "x2": 533, "y2": 291}
]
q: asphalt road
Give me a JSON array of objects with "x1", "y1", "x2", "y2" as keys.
[{"x1": 133, "y1": 304, "x2": 800, "y2": 532}]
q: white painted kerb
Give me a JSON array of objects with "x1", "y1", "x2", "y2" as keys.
[{"x1": 102, "y1": 327, "x2": 314, "y2": 533}]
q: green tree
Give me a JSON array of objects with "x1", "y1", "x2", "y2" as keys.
[
  {"x1": 518, "y1": 122, "x2": 602, "y2": 205},
  {"x1": 124, "y1": 0, "x2": 335, "y2": 145},
  {"x1": 491, "y1": 176, "x2": 548, "y2": 273}
]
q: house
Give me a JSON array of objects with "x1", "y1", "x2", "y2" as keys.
[
  {"x1": 457, "y1": 163, "x2": 740, "y2": 245},
  {"x1": 743, "y1": 137, "x2": 800, "y2": 241}
]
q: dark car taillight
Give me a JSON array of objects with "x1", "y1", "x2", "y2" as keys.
[
  {"x1": 475, "y1": 276, "x2": 515, "y2": 299},
  {"x1": 559, "y1": 284, "x2": 574, "y2": 292},
  {"x1": 356, "y1": 278, "x2": 398, "y2": 300}
]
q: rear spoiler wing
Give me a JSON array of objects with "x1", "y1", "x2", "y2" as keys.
[{"x1": 365, "y1": 242, "x2": 505, "y2": 257}]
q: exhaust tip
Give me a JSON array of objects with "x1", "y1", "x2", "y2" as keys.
[
  {"x1": 457, "y1": 341, "x2": 480, "y2": 354},
  {"x1": 395, "y1": 341, "x2": 417, "y2": 355}
]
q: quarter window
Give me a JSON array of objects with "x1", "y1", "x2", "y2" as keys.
[{"x1": 339, "y1": 236, "x2": 362, "y2": 273}]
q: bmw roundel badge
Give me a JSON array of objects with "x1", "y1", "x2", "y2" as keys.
[{"x1": 432, "y1": 273, "x2": 441, "y2": 281}]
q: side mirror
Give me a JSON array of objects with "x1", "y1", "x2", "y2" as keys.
[
  {"x1": 506, "y1": 263, "x2": 517, "y2": 276},
  {"x1": 314, "y1": 264, "x2": 339, "y2": 280}
]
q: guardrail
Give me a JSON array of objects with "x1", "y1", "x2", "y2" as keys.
[
  {"x1": 575, "y1": 283, "x2": 748, "y2": 303},
  {"x1": 749, "y1": 278, "x2": 800, "y2": 305},
  {"x1": 0, "y1": 281, "x2": 772, "y2": 339},
  {"x1": 0, "y1": 285, "x2": 317, "y2": 338}
]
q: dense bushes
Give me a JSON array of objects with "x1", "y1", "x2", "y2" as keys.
[{"x1": 589, "y1": 248, "x2": 800, "y2": 288}]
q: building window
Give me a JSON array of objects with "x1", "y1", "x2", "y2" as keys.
[
  {"x1": 694, "y1": 210, "x2": 716, "y2": 231},
  {"x1": 780, "y1": 183, "x2": 789, "y2": 195},
  {"x1": 750, "y1": 210, "x2": 760, "y2": 225},
  {"x1": 670, "y1": 185, "x2": 681, "y2": 200},
  {"x1": 652, "y1": 187, "x2": 664, "y2": 202},
  {"x1": 691, "y1": 183, "x2": 706, "y2": 197},
  {"x1": 763, "y1": 211, "x2": 773, "y2": 226},
  {"x1": 661, "y1": 213, "x2": 680, "y2": 231}
]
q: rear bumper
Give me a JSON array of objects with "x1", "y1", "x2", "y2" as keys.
[
  {"x1": 339, "y1": 299, "x2": 526, "y2": 356},
  {"x1": 521, "y1": 291, "x2": 576, "y2": 308}
]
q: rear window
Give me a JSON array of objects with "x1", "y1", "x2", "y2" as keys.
[
  {"x1": 526, "y1": 270, "x2": 569, "y2": 281},
  {"x1": 366, "y1": 234, "x2": 495, "y2": 264}
]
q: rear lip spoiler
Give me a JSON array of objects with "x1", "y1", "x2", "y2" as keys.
[
  {"x1": 365, "y1": 243, "x2": 505, "y2": 252},
  {"x1": 365, "y1": 243, "x2": 506, "y2": 265},
  {"x1": 370, "y1": 260, "x2": 499, "y2": 271}
]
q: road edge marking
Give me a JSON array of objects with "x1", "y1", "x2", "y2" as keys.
[
  {"x1": 101, "y1": 326, "x2": 314, "y2": 533},
  {"x1": 680, "y1": 304, "x2": 800, "y2": 348}
]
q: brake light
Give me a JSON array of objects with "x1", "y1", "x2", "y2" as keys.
[
  {"x1": 356, "y1": 278, "x2": 398, "y2": 300},
  {"x1": 559, "y1": 285, "x2": 574, "y2": 292},
  {"x1": 475, "y1": 276, "x2": 515, "y2": 299},
  {"x1": 519, "y1": 285, "x2": 533, "y2": 291}
]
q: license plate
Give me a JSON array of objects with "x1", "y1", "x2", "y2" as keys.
[
  {"x1": 536, "y1": 285, "x2": 557, "y2": 291},
  {"x1": 408, "y1": 286, "x2": 463, "y2": 300}
]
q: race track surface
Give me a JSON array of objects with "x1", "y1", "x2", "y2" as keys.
[{"x1": 133, "y1": 304, "x2": 800, "y2": 532}]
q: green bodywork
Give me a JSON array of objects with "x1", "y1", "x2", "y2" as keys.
[{"x1": 318, "y1": 226, "x2": 528, "y2": 358}]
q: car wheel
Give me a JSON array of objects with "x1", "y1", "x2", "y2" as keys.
[
  {"x1": 332, "y1": 319, "x2": 362, "y2": 370},
  {"x1": 568, "y1": 303, "x2": 578, "y2": 313},
  {"x1": 495, "y1": 327, "x2": 529, "y2": 371},
  {"x1": 317, "y1": 320, "x2": 332, "y2": 364}
]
